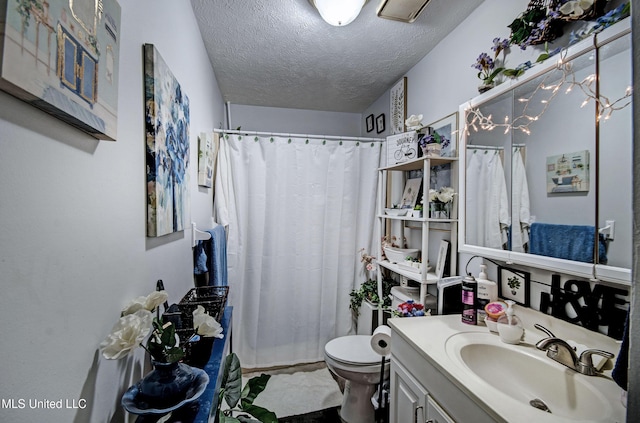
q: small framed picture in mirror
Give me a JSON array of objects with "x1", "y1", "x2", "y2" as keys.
[{"x1": 498, "y1": 266, "x2": 530, "y2": 306}]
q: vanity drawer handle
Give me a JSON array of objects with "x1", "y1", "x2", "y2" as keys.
[{"x1": 415, "y1": 405, "x2": 424, "y2": 423}]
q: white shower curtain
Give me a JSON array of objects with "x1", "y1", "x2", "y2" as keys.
[
  {"x1": 466, "y1": 148, "x2": 509, "y2": 249},
  {"x1": 214, "y1": 133, "x2": 381, "y2": 368}
]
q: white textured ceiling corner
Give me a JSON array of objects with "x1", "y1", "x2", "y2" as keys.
[{"x1": 190, "y1": 0, "x2": 484, "y2": 113}]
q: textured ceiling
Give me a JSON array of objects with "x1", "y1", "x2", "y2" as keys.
[{"x1": 190, "y1": 0, "x2": 484, "y2": 113}]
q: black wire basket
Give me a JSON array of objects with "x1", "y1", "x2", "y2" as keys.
[{"x1": 177, "y1": 285, "x2": 229, "y2": 324}]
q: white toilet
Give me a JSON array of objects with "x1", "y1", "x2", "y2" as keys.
[{"x1": 324, "y1": 335, "x2": 390, "y2": 423}]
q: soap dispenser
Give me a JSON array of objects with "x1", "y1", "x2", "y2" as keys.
[
  {"x1": 476, "y1": 264, "x2": 498, "y2": 325},
  {"x1": 497, "y1": 300, "x2": 524, "y2": 344}
]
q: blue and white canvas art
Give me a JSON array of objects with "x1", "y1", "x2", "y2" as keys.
[{"x1": 144, "y1": 43, "x2": 190, "y2": 237}]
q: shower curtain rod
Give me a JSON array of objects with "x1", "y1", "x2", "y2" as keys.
[
  {"x1": 213, "y1": 128, "x2": 385, "y2": 143},
  {"x1": 467, "y1": 144, "x2": 527, "y2": 151},
  {"x1": 467, "y1": 145, "x2": 504, "y2": 150}
]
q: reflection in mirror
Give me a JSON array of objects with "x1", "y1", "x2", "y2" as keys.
[
  {"x1": 511, "y1": 52, "x2": 596, "y2": 262},
  {"x1": 598, "y1": 33, "x2": 632, "y2": 269},
  {"x1": 465, "y1": 50, "x2": 599, "y2": 262},
  {"x1": 465, "y1": 91, "x2": 511, "y2": 251}
]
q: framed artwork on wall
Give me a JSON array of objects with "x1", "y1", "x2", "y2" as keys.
[
  {"x1": 144, "y1": 44, "x2": 191, "y2": 237},
  {"x1": 426, "y1": 112, "x2": 458, "y2": 157},
  {"x1": 376, "y1": 113, "x2": 385, "y2": 134},
  {"x1": 546, "y1": 150, "x2": 590, "y2": 193},
  {"x1": 498, "y1": 266, "x2": 530, "y2": 306},
  {"x1": 0, "y1": 0, "x2": 121, "y2": 140},
  {"x1": 198, "y1": 132, "x2": 217, "y2": 188},
  {"x1": 390, "y1": 77, "x2": 406, "y2": 134},
  {"x1": 366, "y1": 114, "x2": 375, "y2": 132}
]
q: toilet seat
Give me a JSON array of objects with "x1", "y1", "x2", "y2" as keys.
[{"x1": 325, "y1": 335, "x2": 389, "y2": 366}]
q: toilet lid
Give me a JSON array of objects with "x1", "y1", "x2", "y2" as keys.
[{"x1": 325, "y1": 335, "x2": 388, "y2": 365}]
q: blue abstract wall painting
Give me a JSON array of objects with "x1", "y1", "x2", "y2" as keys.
[
  {"x1": 144, "y1": 43, "x2": 190, "y2": 237},
  {"x1": 0, "y1": 0, "x2": 121, "y2": 140}
]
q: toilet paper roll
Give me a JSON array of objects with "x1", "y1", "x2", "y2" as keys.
[{"x1": 371, "y1": 325, "x2": 392, "y2": 356}]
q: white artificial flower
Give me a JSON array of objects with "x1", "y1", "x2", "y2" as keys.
[
  {"x1": 559, "y1": 1, "x2": 575, "y2": 15},
  {"x1": 405, "y1": 114, "x2": 423, "y2": 130},
  {"x1": 437, "y1": 187, "x2": 456, "y2": 203},
  {"x1": 145, "y1": 290, "x2": 168, "y2": 311},
  {"x1": 193, "y1": 305, "x2": 224, "y2": 338},
  {"x1": 428, "y1": 188, "x2": 438, "y2": 202},
  {"x1": 121, "y1": 296, "x2": 148, "y2": 316},
  {"x1": 100, "y1": 310, "x2": 153, "y2": 359},
  {"x1": 579, "y1": 0, "x2": 593, "y2": 11},
  {"x1": 121, "y1": 290, "x2": 168, "y2": 316}
]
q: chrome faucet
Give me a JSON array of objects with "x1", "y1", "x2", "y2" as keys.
[{"x1": 534, "y1": 324, "x2": 614, "y2": 376}]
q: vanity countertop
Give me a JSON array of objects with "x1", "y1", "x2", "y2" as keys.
[{"x1": 388, "y1": 307, "x2": 626, "y2": 423}]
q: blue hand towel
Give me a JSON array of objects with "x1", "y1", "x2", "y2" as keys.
[
  {"x1": 529, "y1": 223, "x2": 606, "y2": 263},
  {"x1": 193, "y1": 240, "x2": 208, "y2": 275},
  {"x1": 612, "y1": 308, "x2": 629, "y2": 390},
  {"x1": 206, "y1": 225, "x2": 228, "y2": 286}
]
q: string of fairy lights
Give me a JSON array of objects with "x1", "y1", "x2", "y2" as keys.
[{"x1": 463, "y1": 48, "x2": 633, "y2": 136}]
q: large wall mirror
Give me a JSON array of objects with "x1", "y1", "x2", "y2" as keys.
[{"x1": 459, "y1": 18, "x2": 631, "y2": 285}]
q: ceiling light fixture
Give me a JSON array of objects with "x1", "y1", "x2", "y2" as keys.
[{"x1": 310, "y1": 0, "x2": 367, "y2": 26}]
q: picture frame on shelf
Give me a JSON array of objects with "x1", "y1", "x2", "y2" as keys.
[
  {"x1": 400, "y1": 177, "x2": 422, "y2": 209},
  {"x1": 390, "y1": 77, "x2": 407, "y2": 134},
  {"x1": 434, "y1": 240, "x2": 450, "y2": 279},
  {"x1": 498, "y1": 266, "x2": 530, "y2": 306},
  {"x1": 376, "y1": 113, "x2": 386, "y2": 134},
  {"x1": 426, "y1": 112, "x2": 458, "y2": 157},
  {"x1": 366, "y1": 114, "x2": 375, "y2": 132}
]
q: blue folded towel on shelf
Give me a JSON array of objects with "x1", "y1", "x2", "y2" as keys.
[{"x1": 529, "y1": 223, "x2": 607, "y2": 263}]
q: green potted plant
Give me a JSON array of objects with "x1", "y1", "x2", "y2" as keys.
[{"x1": 217, "y1": 353, "x2": 278, "y2": 423}]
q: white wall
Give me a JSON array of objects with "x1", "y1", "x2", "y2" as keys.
[
  {"x1": 229, "y1": 104, "x2": 363, "y2": 137},
  {"x1": 0, "y1": 1, "x2": 223, "y2": 422}
]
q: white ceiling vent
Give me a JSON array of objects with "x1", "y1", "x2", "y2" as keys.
[{"x1": 376, "y1": 0, "x2": 431, "y2": 23}]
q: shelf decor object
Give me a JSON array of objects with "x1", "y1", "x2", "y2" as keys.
[{"x1": 390, "y1": 77, "x2": 407, "y2": 134}]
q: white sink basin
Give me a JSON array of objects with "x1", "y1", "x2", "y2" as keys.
[{"x1": 445, "y1": 332, "x2": 614, "y2": 421}]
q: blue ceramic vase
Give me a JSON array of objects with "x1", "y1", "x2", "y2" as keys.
[{"x1": 138, "y1": 360, "x2": 196, "y2": 408}]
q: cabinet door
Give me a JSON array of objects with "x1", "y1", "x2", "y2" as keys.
[
  {"x1": 426, "y1": 395, "x2": 455, "y2": 423},
  {"x1": 390, "y1": 359, "x2": 428, "y2": 423}
]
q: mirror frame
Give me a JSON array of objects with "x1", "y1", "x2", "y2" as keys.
[{"x1": 458, "y1": 18, "x2": 631, "y2": 286}]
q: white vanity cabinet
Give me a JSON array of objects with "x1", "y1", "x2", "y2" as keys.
[
  {"x1": 376, "y1": 155, "x2": 459, "y2": 309},
  {"x1": 390, "y1": 359, "x2": 428, "y2": 423},
  {"x1": 389, "y1": 321, "x2": 499, "y2": 423},
  {"x1": 390, "y1": 358, "x2": 457, "y2": 423}
]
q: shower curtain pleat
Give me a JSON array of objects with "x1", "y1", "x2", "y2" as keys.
[{"x1": 214, "y1": 134, "x2": 380, "y2": 368}]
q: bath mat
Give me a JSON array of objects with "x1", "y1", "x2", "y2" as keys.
[
  {"x1": 279, "y1": 406, "x2": 340, "y2": 422},
  {"x1": 243, "y1": 367, "x2": 342, "y2": 418}
]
